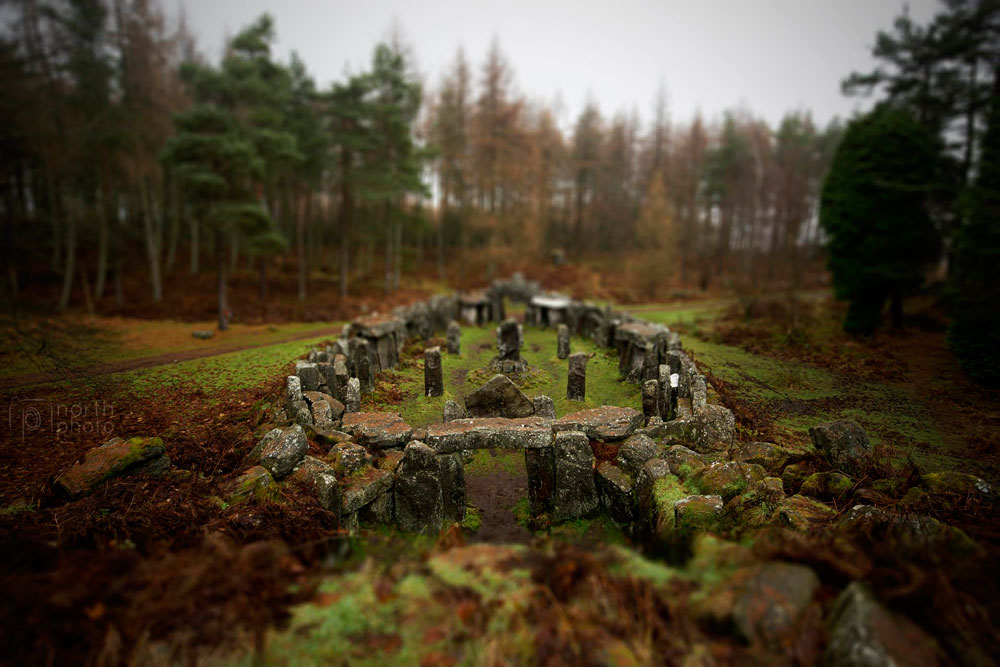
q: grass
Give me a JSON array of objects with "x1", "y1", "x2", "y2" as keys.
[
  {"x1": 465, "y1": 449, "x2": 526, "y2": 476},
  {"x1": 0, "y1": 317, "x2": 337, "y2": 380},
  {"x1": 365, "y1": 324, "x2": 641, "y2": 427}
]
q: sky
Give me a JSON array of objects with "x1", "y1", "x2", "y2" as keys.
[{"x1": 168, "y1": 0, "x2": 940, "y2": 132}]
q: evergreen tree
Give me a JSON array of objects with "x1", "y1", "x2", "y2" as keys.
[
  {"x1": 949, "y1": 66, "x2": 1000, "y2": 386},
  {"x1": 819, "y1": 105, "x2": 943, "y2": 334}
]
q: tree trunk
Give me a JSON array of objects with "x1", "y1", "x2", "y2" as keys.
[
  {"x1": 437, "y1": 178, "x2": 447, "y2": 281},
  {"x1": 297, "y1": 187, "x2": 307, "y2": 301},
  {"x1": 384, "y1": 203, "x2": 393, "y2": 294},
  {"x1": 890, "y1": 286, "x2": 903, "y2": 332},
  {"x1": 217, "y1": 232, "x2": 229, "y2": 331},
  {"x1": 95, "y1": 186, "x2": 108, "y2": 300},
  {"x1": 114, "y1": 252, "x2": 123, "y2": 309},
  {"x1": 189, "y1": 216, "x2": 199, "y2": 275},
  {"x1": 393, "y1": 214, "x2": 402, "y2": 291},
  {"x1": 140, "y1": 178, "x2": 163, "y2": 302},
  {"x1": 165, "y1": 178, "x2": 180, "y2": 273},
  {"x1": 259, "y1": 256, "x2": 268, "y2": 301},
  {"x1": 57, "y1": 193, "x2": 75, "y2": 312}
]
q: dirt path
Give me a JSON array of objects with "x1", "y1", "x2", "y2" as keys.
[
  {"x1": 464, "y1": 453, "x2": 533, "y2": 544},
  {"x1": 0, "y1": 326, "x2": 344, "y2": 391}
]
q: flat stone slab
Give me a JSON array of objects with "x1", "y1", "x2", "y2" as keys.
[
  {"x1": 615, "y1": 321, "x2": 665, "y2": 344},
  {"x1": 352, "y1": 314, "x2": 405, "y2": 339},
  {"x1": 552, "y1": 406, "x2": 644, "y2": 442},
  {"x1": 424, "y1": 417, "x2": 553, "y2": 453},
  {"x1": 459, "y1": 290, "x2": 490, "y2": 306},
  {"x1": 341, "y1": 412, "x2": 413, "y2": 449},
  {"x1": 341, "y1": 467, "x2": 395, "y2": 514}
]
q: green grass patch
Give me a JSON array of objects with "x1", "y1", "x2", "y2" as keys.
[{"x1": 464, "y1": 449, "x2": 526, "y2": 477}]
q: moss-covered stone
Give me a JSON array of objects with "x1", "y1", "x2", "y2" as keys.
[
  {"x1": 691, "y1": 461, "x2": 765, "y2": 501},
  {"x1": 778, "y1": 494, "x2": 836, "y2": 531},
  {"x1": 730, "y1": 441, "x2": 802, "y2": 473},
  {"x1": 920, "y1": 471, "x2": 995, "y2": 503},
  {"x1": 781, "y1": 462, "x2": 818, "y2": 495},
  {"x1": 228, "y1": 465, "x2": 282, "y2": 505},
  {"x1": 55, "y1": 436, "x2": 169, "y2": 499},
  {"x1": 799, "y1": 471, "x2": 853, "y2": 501}
]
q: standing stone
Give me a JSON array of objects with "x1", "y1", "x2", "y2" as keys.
[
  {"x1": 525, "y1": 446, "x2": 556, "y2": 515},
  {"x1": 497, "y1": 319, "x2": 521, "y2": 361},
  {"x1": 332, "y1": 355, "x2": 350, "y2": 404},
  {"x1": 557, "y1": 324, "x2": 570, "y2": 360},
  {"x1": 567, "y1": 352, "x2": 588, "y2": 401},
  {"x1": 532, "y1": 395, "x2": 556, "y2": 419},
  {"x1": 349, "y1": 338, "x2": 374, "y2": 394},
  {"x1": 296, "y1": 361, "x2": 322, "y2": 392},
  {"x1": 443, "y1": 400, "x2": 467, "y2": 422},
  {"x1": 642, "y1": 379, "x2": 658, "y2": 425},
  {"x1": 424, "y1": 346, "x2": 444, "y2": 397},
  {"x1": 446, "y1": 321, "x2": 461, "y2": 355},
  {"x1": 438, "y1": 453, "x2": 466, "y2": 524},
  {"x1": 394, "y1": 441, "x2": 444, "y2": 533},
  {"x1": 345, "y1": 378, "x2": 361, "y2": 413},
  {"x1": 552, "y1": 431, "x2": 599, "y2": 521},
  {"x1": 464, "y1": 374, "x2": 535, "y2": 418}
]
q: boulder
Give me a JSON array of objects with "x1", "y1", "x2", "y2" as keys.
[
  {"x1": 443, "y1": 400, "x2": 467, "y2": 422},
  {"x1": 633, "y1": 459, "x2": 677, "y2": 543},
  {"x1": 782, "y1": 461, "x2": 820, "y2": 495},
  {"x1": 228, "y1": 466, "x2": 279, "y2": 505},
  {"x1": 532, "y1": 395, "x2": 556, "y2": 419},
  {"x1": 693, "y1": 461, "x2": 766, "y2": 502},
  {"x1": 553, "y1": 406, "x2": 644, "y2": 442},
  {"x1": 464, "y1": 374, "x2": 534, "y2": 418},
  {"x1": 778, "y1": 494, "x2": 836, "y2": 531},
  {"x1": 645, "y1": 405, "x2": 736, "y2": 453},
  {"x1": 662, "y1": 445, "x2": 705, "y2": 480},
  {"x1": 552, "y1": 431, "x2": 599, "y2": 521},
  {"x1": 800, "y1": 471, "x2": 853, "y2": 501},
  {"x1": 359, "y1": 492, "x2": 394, "y2": 525},
  {"x1": 55, "y1": 436, "x2": 169, "y2": 499},
  {"x1": 192, "y1": 329, "x2": 214, "y2": 340},
  {"x1": 258, "y1": 425, "x2": 308, "y2": 479},
  {"x1": 808, "y1": 419, "x2": 873, "y2": 478},
  {"x1": 303, "y1": 391, "x2": 345, "y2": 429},
  {"x1": 674, "y1": 495, "x2": 723, "y2": 532},
  {"x1": 825, "y1": 582, "x2": 940, "y2": 667},
  {"x1": 615, "y1": 433, "x2": 659, "y2": 479},
  {"x1": 733, "y1": 562, "x2": 820, "y2": 651},
  {"x1": 330, "y1": 442, "x2": 373, "y2": 475},
  {"x1": 341, "y1": 412, "x2": 413, "y2": 449},
  {"x1": 394, "y1": 441, "x2": 445, "y2": 533},
  {"x1": 920, "y1": 471, "x2": 995, "y2": 504},
  {"x1": 596, "y1": 461, "x2": 634, "y2": 524},
  {"x1": 288, "y1": 456, "x2": 341, "y2": 512},
  {"x1": 730, "y1": 441, "x2": 802, "y2": 473}
]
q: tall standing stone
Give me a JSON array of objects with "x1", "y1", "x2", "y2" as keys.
[
  {"x1": 345, "y1": 378, "x2": 361, "y2": 413},
  {"x1": 351, "y1": 339, "x2": 374, "y2": 394},
  {"x1": 657, "y1": 364, "x2": 672, "y2": 421},
  {"x1": 333, "y1": 354, "x2": 350, "y2": 404},
  {"x1": 394, "y1": 441, "x2": 444, "y2": 533},
  {"x1": 424, "y1": 346, "x2": 444, "y2": 397},
  {"x1": 525, "y1": 446, "x2": 555, "y2": 515},
  {"x1": 557, "y1": 324, "x2": 570, "y2": 359},
  {"x1": 446, "y1": 321, "x2": 461, "y2": 355},
  {"x1": 497, "y1": 318, "x2": 521, "y2": 361},
  {"x1": 567, "y1": 352, "x2": 588, "y2": 401},
  {"x1": 642, "y1": 379, "x2": 658, "y2": 425},
  {"x1": 552, "y1": 431, "x2": 599, "y2": 521}
]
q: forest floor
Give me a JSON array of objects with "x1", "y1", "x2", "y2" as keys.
[{"x1": 0, "y1": 284, "x2": 997, "y2": 664}]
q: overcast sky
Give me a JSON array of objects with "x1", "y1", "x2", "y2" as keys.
[{"x1": 168, "y1": 0, "x2": 939, "y2": 131}]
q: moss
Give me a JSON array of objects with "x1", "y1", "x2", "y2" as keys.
[
  {"x1": 650, "y1": 474, "x2": 689, "y2": 533},
  {"x1": 606, "y1": 545, "x2": 680, "y2": 585},
  {"x1": 0, "y1": 500, "x2": 36, "y2": 516},
  {"x1": 512, "y1": 496, "x2": 532, "y2": 529},
  {"x1": 461, "y1": 505, "x2": 482, "y2": 532},
  {"x1": 464, "y1": 449, "x2": 526, "y2": 477}
]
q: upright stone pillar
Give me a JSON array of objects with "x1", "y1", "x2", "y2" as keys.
[
  {"x1": 567, "y1": 352, "x2": 588, "y2": 401},
  {"x1": 642, "y1": 379, "x2": 658, "y2": 425},
  {"x1": 446, "y1": 321, "x2": 461, "y2": 355},
  {"x1": 345, "y1": 378, "x2": 361, "y2": 413},
  {"x1": 552, "y1": 431, "x2": 599, "y2": 521},
  {"x1": 497, "y1": 319, "x2": 520, "y2": 361},
  {"x1": 424, "y1": 346, "x2": 444, "y2": 397},
  {"x1": 350, "y1": 338, "x2": 374, "y2": 394},
  {"x1": 557, "y1": 324, "x2": 570, "y2": 360},
  {"x1": 333, "y1": 354, "x2": 350, "y2": 403}
]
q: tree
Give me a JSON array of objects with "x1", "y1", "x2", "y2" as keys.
[
  {"x1": 819, "y1": 105, "x2": 943, "y2": 334},
  {"x1": 949, "y1": 65, "x2": 1000, "y2": 386}
]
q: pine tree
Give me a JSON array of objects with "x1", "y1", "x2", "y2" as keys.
[{"x1": 819, "y1": 105, "x2": 942, "y2": 334}]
